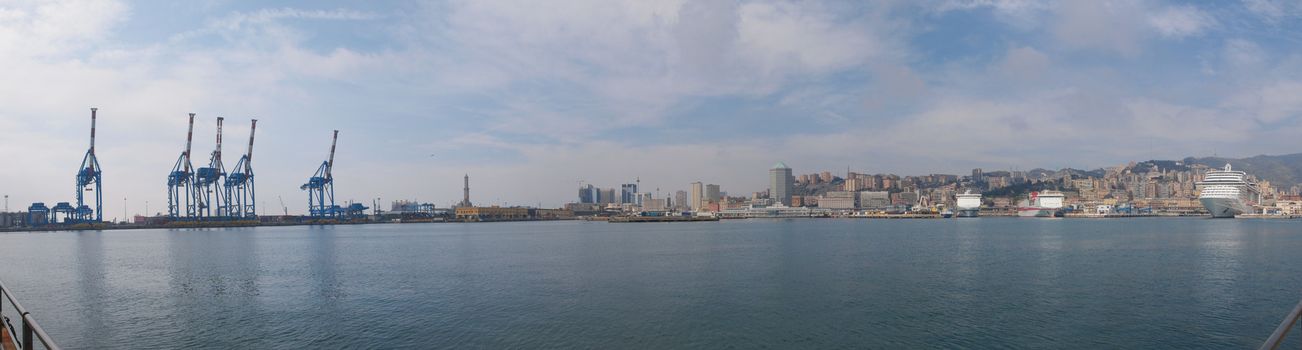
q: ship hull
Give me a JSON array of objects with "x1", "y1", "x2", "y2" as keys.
[
  {"x1": 956, "y1": 209, "x2": 980, "y2": 217},
  {"x1": 1200, "y1": 197, "x2": 1249, "y2": 218},
  {"x1": 1017, "y1": 208, "x2": 1062, "y2": 217}
]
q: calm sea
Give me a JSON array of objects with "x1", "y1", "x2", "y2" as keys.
[{"x1": 1, "y1": 218, "x2": 1300, "y2": 349}]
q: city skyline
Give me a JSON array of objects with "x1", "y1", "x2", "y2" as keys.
[{"x1": 3, "y1": 1, "x2": 1302, "y2": 218}]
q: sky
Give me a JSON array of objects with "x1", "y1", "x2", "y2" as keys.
[{"x1": 2, "y1": 0, "x2": 1302, "y2": 219}]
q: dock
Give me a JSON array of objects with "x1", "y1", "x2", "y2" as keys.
[
  {"x1": 1065, "y1": 213, "x2": 1159, "y2": 218},
  {"x1": 846, "y1": 213, "x2": 944, "y2": 219},
  {"x1": 607, "y1": 216, "x2": 720, "y2": 223}
]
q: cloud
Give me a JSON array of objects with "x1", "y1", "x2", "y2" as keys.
[
  {"x1": 1051, "y1": 1, "x2": 1148, "y2": 56},
  {"x1": 932, "y1": 0, "x2": 1050, "y2": 28},
  {"x1": 1243, "y1": 0, "x2": 1302, "y2": 24},
  {"x1": 1224, "y1": 38, "x2": 1267, "y2": 68},
  {"x1": 1148, "y1": 5, "x2": 1216, "y2": 38},
  {"x1": 996, "y1": 46, "x2": 1050, "y2": 82}
]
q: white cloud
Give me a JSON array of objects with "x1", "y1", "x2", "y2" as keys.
[
  {"x1": 1243, "y1": 0, "x2": 1302, "y2": 24},
  {"x1": 1148, "y1": 5, "x2": 1216, "y2": 38},
  {"x1": 1224, "y1": 38, "x2": 1267, "y2": 68},
  {"x1": 1223, "y1": 80, "x2": 1302, "y2": 124}
]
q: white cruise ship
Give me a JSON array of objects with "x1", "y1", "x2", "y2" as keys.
[
  {"x1": 1197, "y1": 164, "x2": 1261, "y2": 218},
  {"x1": 955, "y1": 190, "x2": 982, "y2": 217},
  {"x1": 1017, "y1": 191, "x2": 1065, "y2": 217}
]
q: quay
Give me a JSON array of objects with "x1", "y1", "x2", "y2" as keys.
[
  {"x1": 607, "y1": 216, "x2": 720, "y2": 223},
  {"x1": 1065, "y1": 213, "x2": 1159, "y2": 218},
  {"x1": 846, "y1": 213, "x2": 944, "y2": 219},
  {"x1": 1238, "y1": 214, "x2": 1302, "y2": 219}
]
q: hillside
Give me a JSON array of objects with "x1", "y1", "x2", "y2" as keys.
[{"x1": 1184, "y1": 153, "x2": 1302, "y2": 187}]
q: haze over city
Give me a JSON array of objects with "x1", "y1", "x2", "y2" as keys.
[{"x1": 3, "y1": 0, "x2": 1302, "y2": 218}]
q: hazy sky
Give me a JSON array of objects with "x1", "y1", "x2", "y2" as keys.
[{"x1": 2, "y1": 0, "x2": 1302, "y2": 218}]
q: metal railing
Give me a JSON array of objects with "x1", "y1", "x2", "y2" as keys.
[
  {"x1": 0, "y1": 279, "x2": 59, "y2": 350},
  {"x1": 1261, "y1": 297, "x2": 1302, "y2": 350}
]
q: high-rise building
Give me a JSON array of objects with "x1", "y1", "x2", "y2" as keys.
[
  {"x1": 705, "y1": 184, "x2": 720, "y2": 205},
  {"x1": 599, "y1": 188, "x2": 617, "y2": 204},
  {"x1": 578, "y1": 184, "x2": 597, "y2": 204},
  {"x1": 972, "y1": 168, "x2": 984, "y2": 182},
  {"x1": 675, "y1": 190, "x2": 688, "y2": 210},
  {"x1": 770, "y1": 162, "x2": 794, "y2": 206},
  {"x1": 620, "y1": 183, "x2": 638, "y2": 204},
  {"x1": 690, "y1": 182, "x2": 703, "y2": 211}
]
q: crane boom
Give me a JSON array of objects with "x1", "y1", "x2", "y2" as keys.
[
  {"x1": 327, "y1": 130, "x2": 338, "y2": 177},
  {"x1": 246, "y1": 119, "x2": 257, "y2": 166},
  {"x1": 214, "y1": 117, "x2": 224, "y2": 160},
  {"x1": 184, "y1": 113, "x2": 195, "y2": 172},
  {"x1": 89, "y1": 108, "x2": 97, "y2": 154}
]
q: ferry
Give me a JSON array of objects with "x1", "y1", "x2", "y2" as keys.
[
  {"x1": 955, "y1": 190, "x2": 982, "y2": 217},
  {"x1": 1017, "y1": 191, "x2": 1065, "y2": 217},
  {"x1": 1196, "y1": 164, "x2": 1261, "y2": 218}
]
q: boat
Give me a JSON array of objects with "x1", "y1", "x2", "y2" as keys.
[
  {"x1": 1196, "y1": 164, "x2": 1261, "y2": 218},
  {"x1": 955, "y1": 190, "x2": 982, "y2": 217},
  {"x1": 940, "y1": 209, "x2": 954, "y2": 218},
  {"x1": 1017, "y1": 191, "x2": 1065, "y2": 217},
  {"x1": 716, "y1": 204, "x2": 830, "y2": 219}
]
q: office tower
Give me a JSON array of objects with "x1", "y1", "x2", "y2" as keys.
[
  {"x1": 770, "y1": 162, "x2": 793, "y2": 206},
  {"x1": 578, "y1": 184, "x2": 596, "y2": 204},
  {"x1": 690, "y1": 182, "x2": 703, "y2": 211},
  {"x1": 675, "y1": 190, "x2": 688, "y2": 210},
  {"x1": 621, "y1": 183, "x2": 638, "y2": 204},
  {"x1": 705, "y1": 184, "x2": 720, "y2": 205}
]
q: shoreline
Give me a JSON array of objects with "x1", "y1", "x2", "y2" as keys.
[{"x1": 6, "y1": 214, "x2": 1300, "y2": 233}]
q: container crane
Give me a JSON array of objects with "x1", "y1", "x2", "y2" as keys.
[
  {"x1": 167, "y1": 113, "x2": 198, "y2": 218},
  {"x1": 301, "y1": 130, "x2": 338, "y2": 218},
  {"x1": 224, "y1": 119, "x2": 257, "y2": 219},
  {"x1": 194, "y1": 117, "x2": 227, "y2": 219},
  {"x1": 75, "y1": 108, "x2": 102, "y2": 223}
]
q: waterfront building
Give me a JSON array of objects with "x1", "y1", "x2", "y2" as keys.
[
  {"x1": 770, "y1": 162, "x2": 794, "y2": 206},
  {"x1": 675, "y1": 190, "x2": 688, "y2": 210},
  {"x1": 454, "y1": 206, "x2": 528, "y2": 221},
  {"x1": 892, "y1": 192, "x2": 919, "y2": 207},
  {"x1": 818, "y1": 191, "x2": 856, "y2": 209},
  {"x1": 690, "y1": 182, "x2": 703, "y2": 211},
  {"x1": 860, "y1": 191, "x2": 890, "y2": 209},
  {"x1": 706, "y1": 184, "x2": 721, "y2": 206},
  {"x1": 642, "y1": 198, "x2": 668, "y2": 212}
]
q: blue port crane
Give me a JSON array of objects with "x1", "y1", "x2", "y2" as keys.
[
  {"x1": 167, "y1": 113, "x2": 198, "y2": 218},
  {"x1": 224, "y1": 119, "x2": 257, "y2": 219},
  {"x1": 75, "y1": 108, "x2": 102, "y2": 223},
  {"x1": 194, "y1": 117, "x2": 227, "y2": 219},
  {"x1": 301, "y1": 130, "x2": 339, "y2": 218}
]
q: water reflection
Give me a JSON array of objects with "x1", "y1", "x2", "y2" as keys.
[
  {"x1": 165, "y1": 228, "x2": 262, "y2": 347},
  {"x1": 1195, "y1": 220, "x2": 1244, "y2": 320},
  {"x1": 73, "y1": 231, "x2": 108, "y2": 348},
  {"x1": 310, "y1": 226, "x2": 343, "y2": 302}
]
